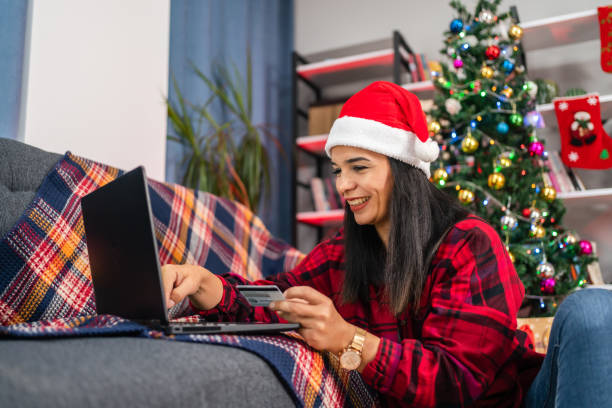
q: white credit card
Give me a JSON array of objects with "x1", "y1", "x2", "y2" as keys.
[{"x1": 236, "y1": 285, "x2": 285, "y2": 307}]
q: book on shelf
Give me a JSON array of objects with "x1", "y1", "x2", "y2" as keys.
[
  {"x1": 311, "y1": 176, "x2": 344, "y2": 212},
  {"x1": 414, "y1": 54, "x2": 427, "y2": 82},
  {"x1": 545, "y1": 151, "x2": 586, "y2": 193},
  {"x1": 585, "y1": 242, "x2": 605, "y2": 285},
  {"x1": 407, "y1": 54, "x2": 419, "y2": 83},
  {"x1": 310, "y1": 177, "x2": 330, "y2": 212}
]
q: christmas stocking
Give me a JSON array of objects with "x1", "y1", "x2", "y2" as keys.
[
  {"x1": 600, "y1": 6, "x2": 612, "y2": 73},
  {"x1": 553, "y1": 93, "x2": 612, "y2": 169}
]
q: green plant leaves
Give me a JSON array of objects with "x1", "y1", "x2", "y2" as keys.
[{"x1": 166, "y1": 56, "x2": 278, "y2": 213}]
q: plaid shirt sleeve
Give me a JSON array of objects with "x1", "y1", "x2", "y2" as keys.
[
  {"x1": 195, "y1": 235, "x2": 340, "y2": 323},
  {"x1": 361, "y1": 218, "x2": 526, "y2": 407}
]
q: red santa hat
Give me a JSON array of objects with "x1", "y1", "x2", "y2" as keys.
[{"x1": 325, "y1": 81, "x2": 439, "y2": 177}]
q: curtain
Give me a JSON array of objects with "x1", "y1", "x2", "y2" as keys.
[
  {"x1": 166, "y1": 0, "x2": 294, "y2": 242},
  {"x1": 0, "y1": 0, "x2": 29, "y2": 140}
]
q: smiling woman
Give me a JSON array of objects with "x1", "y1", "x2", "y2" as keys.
[{"x1": 161, "y1": 81, "x2": 612, "y2": 407}]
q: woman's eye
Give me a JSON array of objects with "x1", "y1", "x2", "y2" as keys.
[
  {"x1": 353, "y1": 166, "x2": 367, "y2": 171},
  {"x1": 332, "y1": 168, "x2": 341, "y2": 176}
]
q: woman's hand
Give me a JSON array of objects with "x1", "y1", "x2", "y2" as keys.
[
  {"x1": 160, "y1": 264, "x2": 223, "y2": 310},
  {"x1": 269, "y1": 286, "x2": 355, "y2": 354}
]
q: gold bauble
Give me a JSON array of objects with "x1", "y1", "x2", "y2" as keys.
[
  {"x1": 508, "y1": 24, "x2": 524, "y2": 40},
  {"x1": 461, "y1": 135, "x2": 479, "y2": 153},
  {"x1": 564, "y1": 233, "x2": 578, "y2": 245},
  {"x1": 487, "y1": 172, "x2": 506, "y2": 190},
  {"x1": 428, "y1": 120, "x2": 441, "y2": 134},
  {"x1": 458, "y1": 189, "x2": 475, "y2": 204},
  {"x1": 501, "y1": 87, "x2": 514, "y2": 98},
  {"x1": 508, "y1": 250, "x2": 515, "y2": 263},
  {"x1": 529, "y1": 224, "x2": 546, "y2": 238},
  {"x1": 433, "y1": 168, "x2": 449, "y2": 184},
  {"x1": 498, "y1": 157, "x2": 512, "y2": 168},
  {"x1": 480, "y1": 66, "x2": 494, "y2": 79},
  {"x1": 540, "y1": 186, "x2": 557, "y2": 202}
]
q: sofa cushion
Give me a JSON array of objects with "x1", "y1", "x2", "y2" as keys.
[{"x1": 0, "y1": 138, "x2": 62, "y2": 238}]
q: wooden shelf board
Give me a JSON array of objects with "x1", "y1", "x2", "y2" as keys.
[
  {"x1": 536, "y1": 94, "x2": 612, "y2": 127},
  {"x1": 297, "y1": 49, "x2": 395, "y2": 86},
  {"x1": 296, "y1": 134, "x2": 327, "y2": 154},
  {"x1": 559, "y1": 188, "x2": 612, "y2": 213},
  {"x1": 297, "y1": 209, "x2": 344, "y2": 227},
  {"x1": 401, "y1": 80, "x2": 435, "y2": 93},
  {"x1": 521, "y1": 9, "x2": 598, "y2": 51}
]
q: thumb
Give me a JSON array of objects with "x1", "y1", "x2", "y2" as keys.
[{"x1": 169, "y1": 279, "x2": 196, "y2": 307}]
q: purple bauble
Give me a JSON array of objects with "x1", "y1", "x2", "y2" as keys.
[
  {"x1": 579, "y1": 240, "x2": 593, "y2": 255},
  {"x1": 453, "y1": 58, "x2": 463, "y2": 68},
  {"x1": 528, "y1": 141, "x2": 544, "y2": 156},
  {"x1": 540, "y1": 278, "x2": 556, "y2": 294}
]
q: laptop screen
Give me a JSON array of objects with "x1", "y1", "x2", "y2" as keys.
[{"x1": 81, "y1": 167, "x2": 169, "y2": 324}]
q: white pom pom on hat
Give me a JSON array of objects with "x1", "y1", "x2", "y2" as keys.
[{"x1": 324, "y1": 81, "x2": 439, "y2": 178}]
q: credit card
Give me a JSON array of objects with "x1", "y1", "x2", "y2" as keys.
[{"x1": 236, "y1": 285, "x2": 285, "y2": 307}]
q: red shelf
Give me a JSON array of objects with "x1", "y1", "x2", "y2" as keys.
[
  {"x1": 296, "y1": 134, "x2": 328, "y2": 155},
  {"x1": 297, "y1": 209, "x2": 344, "y2": 227}
]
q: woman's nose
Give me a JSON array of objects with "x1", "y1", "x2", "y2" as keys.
[{"x1": 336, "y1": 175, "x2": 355, "y2": 196}]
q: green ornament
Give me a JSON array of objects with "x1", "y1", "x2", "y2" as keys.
[
  {"x1": 509, "y1": 113, "x2": 523, "y2": 126},
  {"x1": 601, "y1": 149, "x2": 610, "y2": 160}
]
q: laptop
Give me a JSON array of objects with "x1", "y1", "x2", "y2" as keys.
[{"x1": 80, "y1": 166, "x2": 299, "y2": 335}]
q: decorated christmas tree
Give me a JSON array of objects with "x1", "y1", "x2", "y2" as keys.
[{"x1": 428, "y1": 0, "x2": 597, "y2": 316}]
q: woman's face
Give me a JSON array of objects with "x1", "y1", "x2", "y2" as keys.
[{"x1": 330, "y1": 145, "x2": 394, "y2": 238}]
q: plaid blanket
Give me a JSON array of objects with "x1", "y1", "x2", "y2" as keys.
[{"x1": 0, "y1": 153, "x2": 378, "y2": 407}]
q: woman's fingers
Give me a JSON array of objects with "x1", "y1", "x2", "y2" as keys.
[
  {"x1": 283, "y1": 286, "x2": 328, "y2": 304},
  {"x1": 160, "y1": 264, "x2": 179, "y2": 308}
]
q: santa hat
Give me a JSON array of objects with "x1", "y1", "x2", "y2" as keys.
[{"x1": 325, "y1": 81, "x2": 439, "y2": 177}]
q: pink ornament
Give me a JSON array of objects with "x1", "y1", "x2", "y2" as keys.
[
  {"x1": 540, "y1": 278, "x2": 556, "y2": 294},
  {"x1": 453, "y1": 58, "x2": 463, "y2": 69},
  {"x1": 579, "y1": 240, "x2": 593, "y2": 255},
  {"x1": 528, "y1": 141, "x2": 544, "y2": 156}
]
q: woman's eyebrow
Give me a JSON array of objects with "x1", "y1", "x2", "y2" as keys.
[
  {"x1": 330, "y1": 157, "x2": 371, "y2": 166},
  {"x1": 346, "y1": 157, "x2": 370, "y2": 164}
]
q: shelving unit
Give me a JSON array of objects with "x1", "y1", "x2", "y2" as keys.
[
  {"x1": 292, "y1": 31, "x2": 417, "y2": 247},
  {"x1": 515, "y1": 7, "x2": 612, "y2": 280}
]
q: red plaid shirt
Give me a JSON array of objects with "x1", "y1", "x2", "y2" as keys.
[{"x1": 199, "y1": 216, "x2": 544, "y2": 407}]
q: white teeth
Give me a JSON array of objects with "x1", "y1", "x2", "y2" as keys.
[{"x1": 347, "y1": 197, "x2": 369, "y2": 206}]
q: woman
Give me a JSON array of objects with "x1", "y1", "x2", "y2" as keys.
[{"x1": 162, "y1": 81, "x2": 612, "y2": 407}]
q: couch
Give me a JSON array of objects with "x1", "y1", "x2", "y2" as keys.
[{"x1": 0, "y1": 138, "x2": 297, "y2": 407}]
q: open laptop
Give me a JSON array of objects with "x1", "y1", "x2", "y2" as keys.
[{"x1": 80, "y1": 166, "x2": 299, "y2": 335}]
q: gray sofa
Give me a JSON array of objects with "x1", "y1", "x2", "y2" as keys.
[{"x1": 0, "y1": 138, "x2": 294, "y2": 407}]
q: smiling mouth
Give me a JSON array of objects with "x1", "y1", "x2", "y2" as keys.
[{"x1": 347, "y1": 197, "x2": 370, "y2": 206}]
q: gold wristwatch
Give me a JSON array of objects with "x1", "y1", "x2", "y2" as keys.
[{"x1": 339, "y1": 327, "x2": 366, "y2": 370}]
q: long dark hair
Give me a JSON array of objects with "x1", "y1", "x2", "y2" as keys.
[{"x1": 342, "y1": 159, "x2": 469, "y2": 316}]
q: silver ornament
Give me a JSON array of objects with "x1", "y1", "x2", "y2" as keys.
[
  {"x1": 500, "y1": 214, "x2": 518, "y2": 230},
  {"x1": 529, "y1": 208, "x2": 542, "y2": 224},
  {"x1": 479, "y1": 10, "x2": 495, "y2": 24},
  {"x1": 536, "y1": 262, "x2": 555, "y2": 278}
]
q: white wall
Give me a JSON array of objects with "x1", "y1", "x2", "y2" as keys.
[{"x1": 20, "y1": 0, "x2": 170, "y2": 181}]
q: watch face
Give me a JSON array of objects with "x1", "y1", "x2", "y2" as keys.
[{"x1": 340, "y1": 349, "x2": 361, "y2": 370}]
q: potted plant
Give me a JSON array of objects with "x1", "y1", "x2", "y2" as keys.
[{"x1": 166, "y1": 54, "x2": 282, "y2": 213}]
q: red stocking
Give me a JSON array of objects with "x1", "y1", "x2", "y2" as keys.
[
  {"x1": 553, "y1": 93, "x2": 612, "y2": 169},
  {"x1": 600, "y1": 6, "x2": 612, "y2": 73}
]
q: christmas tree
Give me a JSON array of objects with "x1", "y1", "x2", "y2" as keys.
[{"x1": 428, "y1": 0, "x2": 597, "y2": 316}]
